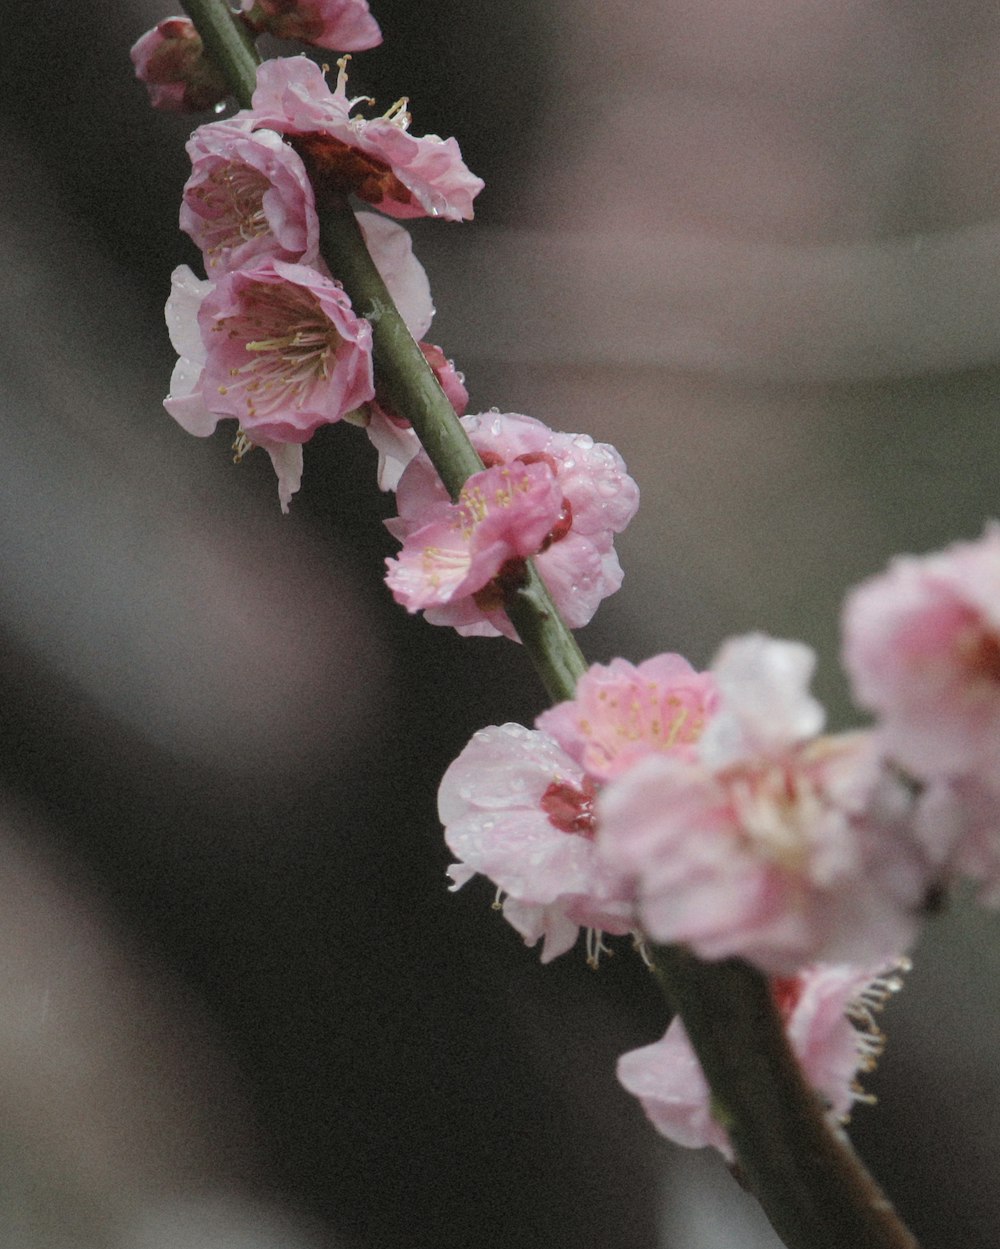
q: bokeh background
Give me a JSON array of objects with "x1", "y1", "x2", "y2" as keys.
[{"x1": 2, "y1": 1, "x2": 1000, "y2": 1246}]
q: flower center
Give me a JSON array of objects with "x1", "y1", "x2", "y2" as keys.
[
  {"x1": 217, "y1": 281, "x2": 342, "y2": 419},
  {"x1": 961, "y1": 626, "x2": 1000, "y2": 685},
  {"x1": 192, "y1": 162, "x2": 270, "y2": 261},
  {"x1": 728, "y1": 763, "x2": 821, "y2": 873},
  {"x1": 541, "y1": 776, "x2": 599, "y2": 837}
]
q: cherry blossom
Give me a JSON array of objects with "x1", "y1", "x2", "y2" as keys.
[
  {"x1": 386, "y1": 412, "x2": 639, "y2": 639},
  {"x1": 130, "y1": 17, "x2": 228, "y2": 113},
  {"x1": 244, "y1": 56, "x2": 484, "y2": 221},
  {"x1": 842, "y1": 524, "x2": 1000, "y2": 789},
  {"x1": 617, "y1": 962, "x2": 905, "y2": 1160},
  {"x1": 597, "y1": 635, "x2": 928, "y2": 974},
  {"x1": 535, "y1": 654, "x2": 719, "y2": 783},
  {"x1": 439, "y1": 723, "x2": 635, "y2": 963},
  {"x1": 239, "y1": 0, "x2": 381, "y2": 51},
  {"x1": 385, "y1": 461, "x2": 565, "y2": 613}
]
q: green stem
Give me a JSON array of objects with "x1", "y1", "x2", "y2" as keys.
[
  {"x1": 312, "y1": 199, "x2": 484, "y2": 496},
  {"x1": 182, "y1": 0, "x2": 260, "y2": 110},
  {"x1": 173, "y1": 8, "x2": 922, "y2": 1249}
]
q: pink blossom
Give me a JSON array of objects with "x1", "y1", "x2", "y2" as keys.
[
  {"x1": 163, "y1": 260, "x2": 372, "y2": 509},
  {"x1": 365, "y1": 343, "x2": 469, "y2": 490},
  {"x1": 244, "y1": 56, "x2": 484, "y2": 221},
  {"x1": 130, "y1": 18, "x2": 228, "y2": 113},
  {"x1": 239, "y1": 0, "x2": 381, "y2": 51},
  {"x1": 385, "y1": 462, "x2": 564, "y2": 612},
  {"x1": 387, "y1": 412, "x2": 639, "y2": 639},
  {"x1": 181, "y1": 119, "x2": 321, "y2": 274},
  {"x1": 535, "y1": 654, "x2": 719, "y2": 783},
  {"x1": 842, "y1": 524, "x2": 1000, "y2": 788},
  {"x1": 597, "y1": 636, "x2": 927, "y2": 974},
  {"x1": 163, "y1": 212, "x2": 431, "y2": 510},
  {"x1": 913, "y1": 777, "x2": 1000, "y2": 906},
  {"x1": 618, "y1": 962, "x2": 905, "y2": 1160},
  {"x1": 439, "y1": 723, "x2": 636, "y2": 963}
]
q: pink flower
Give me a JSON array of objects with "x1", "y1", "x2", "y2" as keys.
[
  {"x1": 239, "y1": 0, "x2": 381, "y2": 51},
  {"x1": 365, "y1": 343, "x2": 468, "y2": 490},
  {"x1": 181, "y1": 119, "x2": 321, "y2": 274},
  {"x1": 842, "y1": 524, "x2": 1000, "y2": 788},
  {"x1": 164, "y1": 260, "x2": 372, "y2": 510},
  {"x1": 163, "y1": 213, "x2": 431, "y2": 510},
  {"x1": 618, "y1": 962, "x2": 905, "y2": 1160},
  {"x1": 913, "y1": 777, "x2": 1000, "y2": 906},
  {"x1": 387, "y1": 412, "x2": 639, "y2": 639},
  {"x1": 439, "y1": 723, "x2": 636, "y2": 963},
  {"x1": 385, "y1": 462, "x2": 564, "y2": 611},
  {"x1": 130, "y1": 18, "x2": 228, "y2": 113},
  {"x1": 535, "y1": 654, "x2": 719, "y2": 783},
  {"x1": 598, "y1": 636, "x2": 928, "y2": 974},
  {"x1": 244, "y1": 56, "x2": 484, "y2": 221}
]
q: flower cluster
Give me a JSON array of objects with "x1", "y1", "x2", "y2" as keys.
[
  {"x1": 439, "y1": 627, "x2": 951, "y2": 1156},
  {"x1": 138, "y1": 25, "x2": 483, "y2": 510},
  {"x1": 139, "y1": 7, "x2": 636, "y2": 628},
  {"x1": 138, "y1": 3, "x2": 998, "y2": 1195}
]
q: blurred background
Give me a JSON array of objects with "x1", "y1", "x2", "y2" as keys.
[{"x1": 2, "y1": 1, "x2": 1000, "y2": 1245}]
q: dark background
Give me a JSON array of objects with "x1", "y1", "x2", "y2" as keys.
[{"x1": 1, "y1": 2, "x2": 999, "y2": 1246}]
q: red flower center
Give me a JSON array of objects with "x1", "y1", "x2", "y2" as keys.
[{"x1": 540, "y1": 776, "x2": 599, "y2": 837}]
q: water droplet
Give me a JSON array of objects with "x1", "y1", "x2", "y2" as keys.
[{"x1": 213, "y1": 100, "x2": 227, "y2": 115}]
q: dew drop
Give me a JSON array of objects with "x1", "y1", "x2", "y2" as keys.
[{"x1": 213, "y1": 100, "x2": 227, "y2": 115}]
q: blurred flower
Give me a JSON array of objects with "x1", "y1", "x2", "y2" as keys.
[
  {"x1": 598, "y1": 635, "x2": 928, "y2": 974},
  {"x1": 536, "y1": 654, "x2": 719, "y2": 782},
  {"x1": 617, "y1": 962, "x2": 906, "y2": 1160},
  {"x1": 240, "y1": 0, "x2": 382, "y2": 51},
  {"x1": 843, "y1": 523, "x2": 1000, "y2": 789},
  {"x1": 130, "y1": 18, "x2": 228, "y2": 113}
]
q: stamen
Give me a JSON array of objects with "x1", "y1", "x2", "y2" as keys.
[
  {"x1": 231, "y1": 429, "x2": 254, "y2": 463},
  {"x1": 585, "y1": 928, "x2": 612, "y2": 969}
]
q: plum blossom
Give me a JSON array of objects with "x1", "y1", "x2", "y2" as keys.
[
  {"x1": 164, "y1": 214, "x2": 432, "y2": 510},
  {"x1": 842, "y1": 524, "x2": 1000, "y2": 790},
  {"x1": 244, "y1": 56, "x2": 484, "y2": 220},
  {"x1": 439, "y1": 723, "x2": 636, "y2": 963},
  {"x1": 386, "y1": 412, "x2": 639, "y2": 639},
  {"x1": 598, "y1": 635, "x2": 929, "y2": 975},
  {"x1": 181, "y1": 119, "x2": 321, "y2": 274},
  {"x1": 385, "y1": 461, "x2": 565, "y2": 612},
  {"x1": 535, "y1": 654, "x2": 719, "y2": 783},
  {"x1": 130, "y1": 18, "x2": 228, "y2": 113},
  {"x1": 239, "y1": 0, "x2": 381, "y2": 51},
  {"x1": 164, "y1": 260, "x2": 372, "y2": 510},
  {"x1": 617, "y1": 962, "x2": 906, "y2": 1160}
]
